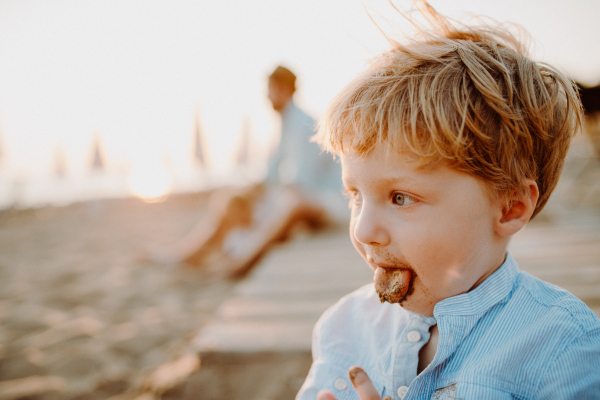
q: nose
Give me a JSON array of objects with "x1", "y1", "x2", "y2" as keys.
[{"x1": 352, "y1": 201, "x2": 390, "y2": 247}]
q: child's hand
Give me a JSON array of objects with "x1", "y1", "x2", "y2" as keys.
[{"x1": 317, "y1": 366, "x2": 385, "y2": 400}]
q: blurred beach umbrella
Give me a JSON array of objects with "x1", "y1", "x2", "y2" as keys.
[
  {"x1": 88, "y1": 134, "x2": 106, "y2": 172},
  {"x1": 192, "y1": 109, "x2": 208, "y2": 168},
  {"x1": 234, "y1": 116, "x2": 252, "y2": 166}
]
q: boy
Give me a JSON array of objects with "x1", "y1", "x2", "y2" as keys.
[{"x1": 297, "y1": 2, "x2": 600, "y2": 400}]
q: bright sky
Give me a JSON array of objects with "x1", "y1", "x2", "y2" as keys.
[{"x1": 0, "y1": 0, "x2": 599, "y2": 184}]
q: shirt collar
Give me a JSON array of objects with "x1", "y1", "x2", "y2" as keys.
[{"x1": 434, "y1": 252, "x2": 519, "y2": 317}]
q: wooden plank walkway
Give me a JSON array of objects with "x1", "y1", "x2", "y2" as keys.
[
  {"x1": 192, "y1": 206, "x2": 600, "y2": 354},
  {"x1": 192, "y1": 229, "x2": 371, "y2": 352},
  {"x1": 511, "y1": 209, "x2": 600, "y2": 315}
]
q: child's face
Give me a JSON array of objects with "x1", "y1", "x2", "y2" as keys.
[{"x1": 341, "y1": 146, "x2": 507, "y2": 316}]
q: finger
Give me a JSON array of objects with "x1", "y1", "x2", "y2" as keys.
[
  {"x1": 317, "y1": 389, "x2": 338, "y2": 400},
  {"x1": 348, "y1": 366, "x2": 381, "y2": 400}
]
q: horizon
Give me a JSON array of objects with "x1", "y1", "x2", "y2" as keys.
[{"x1": 1, "y1": 0, "x2": 599, "y2": 206}]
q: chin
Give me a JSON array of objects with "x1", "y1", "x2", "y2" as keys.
[{"x1": 395, "y1": 282, "x2": 435, "y2": 316}]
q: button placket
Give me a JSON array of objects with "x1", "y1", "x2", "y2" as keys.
[{"x1": 391, "y1": 314, "x2": 436, "y2": 399}]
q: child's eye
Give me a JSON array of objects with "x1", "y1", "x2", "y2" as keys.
[{"x1": 392, "y1": 192, "x2": 417, "y2": 207}]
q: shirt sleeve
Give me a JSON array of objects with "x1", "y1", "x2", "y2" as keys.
[{"x1": 536, "y1": 328, "x2": 600, "y2": 400}]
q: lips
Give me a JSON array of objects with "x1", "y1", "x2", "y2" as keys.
[{"x1": 373, "y1": 266, "x2": 413, "y2": 304}]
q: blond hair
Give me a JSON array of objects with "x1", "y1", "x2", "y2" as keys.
[{"x1": 316, "y1": 1, "x2": 583, "y2": 218}]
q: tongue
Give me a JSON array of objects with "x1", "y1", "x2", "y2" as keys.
[{"x1": 374, "y1": 267, "x2": 412, "y2": 304}]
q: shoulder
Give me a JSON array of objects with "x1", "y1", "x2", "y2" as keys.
[
  {"x1": 284, "y1": 102, "x2": 315, "y2": 127},
  {"x1": 514, "y1": 271, "x2": 600, "y2": 335},
  {"x1": 537, "y1": 326, "x2": 600, "y2": 399},
  {"x1": 502, "y1": 271, "x2": 600, "y2": 362},
  {"x1": 506, "y1": 272, "x2": 600, "y2": 398},
  {"x1": 440, "y1": 270, "x2": 600, "y2": 399}
]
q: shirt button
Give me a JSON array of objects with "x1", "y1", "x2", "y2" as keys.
[
  {"x1": 334, "y1": 378, "x2": 348, "y2": 391},
  {"x1": 397, "y1": 385, "x2": 409, "y2": 398},
  {"x1": 407, "y1": 331, "x2": 421, "y2": 343}
]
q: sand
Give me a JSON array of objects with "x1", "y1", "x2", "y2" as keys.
[{"x1": 0, "y1": 192, "x2": 310, "y2": 399}]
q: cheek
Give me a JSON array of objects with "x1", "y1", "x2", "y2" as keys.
[
  {"x1": 349, "y1": 212, "x2": 371, "y2": 267},
  {"x1": 389, "y1": 216, "x2": 466, "y2": 272},
  {"x1": 402, "y1": 211, "x2": 493, "y2": 284}
]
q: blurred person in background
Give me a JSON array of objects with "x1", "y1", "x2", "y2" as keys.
[{"x1": 141, "y1": 66, "x2": 344, "y2": 276}]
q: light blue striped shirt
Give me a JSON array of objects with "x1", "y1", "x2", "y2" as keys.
[
  {"x1": 297, "y1": 253, "x2": 600, "y2": 399},
  {"x1": 266, "y1": 101, "x2": 341, "y2": 192}
]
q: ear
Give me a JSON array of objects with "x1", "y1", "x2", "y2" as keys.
[{"x1": 494, "y1": 179, "x2": 539, "y2": 237}]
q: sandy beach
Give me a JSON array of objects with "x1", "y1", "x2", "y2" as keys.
[{"x1": 0, "y1": 193, "x2": 243, "y2": 399}]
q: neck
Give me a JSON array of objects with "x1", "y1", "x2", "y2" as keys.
[
  {"x1": 468, "y1": 250, "x2": 507, "y2": 292},
  {"x1": 277, "y1": 98, "x2": 293, "y2": 114}
]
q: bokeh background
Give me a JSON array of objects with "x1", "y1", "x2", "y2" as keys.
[
  {"x1": 0, "y1": 0, "x2": 599, "y2": 206},
  {"x1": 1, "y1": 1, "x2": 599, "y2": 399}
]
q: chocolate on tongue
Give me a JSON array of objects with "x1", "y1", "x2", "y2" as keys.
[{"x1": 374, "y1": 267, "x2": 412, "y2": 304}]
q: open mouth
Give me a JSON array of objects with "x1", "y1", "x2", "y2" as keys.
[{"x1": 373, "y1": 266, "x2": 415, "y2": 304}]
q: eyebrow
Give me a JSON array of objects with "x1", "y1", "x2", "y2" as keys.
[
  {"x1": 378, "y1": 176, "x2": 421, "y2": 185},
  {"x1": 342, "y1": 175, "x2": 427, "y2": 189}
]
